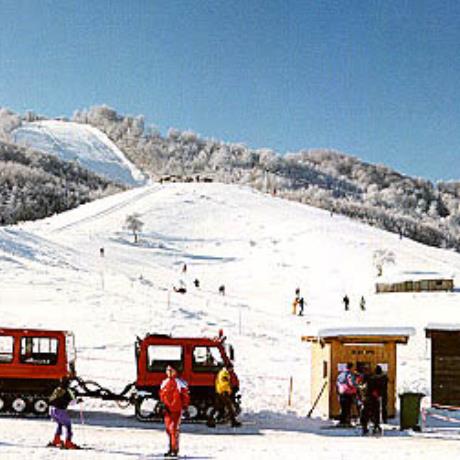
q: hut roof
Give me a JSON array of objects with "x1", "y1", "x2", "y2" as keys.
[
  {"x1": 377, "y1": 271, "x2": 454, "y2": 284},
  {"x1": 302, "y1": 326, "x2": 415, "y2": 344},
  {"x1": 425, "y1": 323, "x2": 460, "y2": 337}
]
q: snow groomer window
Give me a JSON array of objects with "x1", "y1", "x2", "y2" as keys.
[
  {"x1": 20, "y1": 337, "x2": 58, "y2": 365},
  {"x1": 192, "y1": 346, "x2": 224, "y2": 372},
  {"x1": 0, "y1": 336, "x2": 14, "y2": 363},
  {"x1": 147, "y1": 345, "x2": 183, "y2": 372}
]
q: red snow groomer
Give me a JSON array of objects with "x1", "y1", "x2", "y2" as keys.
[
  {"x1": 0, "y1": 327, "x2": 76, "y2": 415},
  {"x1": 0, "y1": 327, "x2": 241, "y2": 423},
  {"x1": 134, "y1": 330, "x2": 240, "y2": 421}
]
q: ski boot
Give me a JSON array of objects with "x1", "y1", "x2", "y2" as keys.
[
  {"x1": 47, "y1": 434, "x2": 63, "y2": 448},
  {"x1": 206, "y1": 419, "x2": 216, "y2": 428},
  {"x1": 63, "y1": 439, "x2": 80, "y2": 449}
]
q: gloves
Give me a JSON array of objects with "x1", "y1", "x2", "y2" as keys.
[
  {"x1": 156, "y1": 402, "x2": 167, "y2": 416},
  {"x1": 183, "y1": 409, "x2": 190, "y2": 418}
]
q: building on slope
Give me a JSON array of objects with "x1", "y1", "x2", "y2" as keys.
[{"x1": 375, "y1": 274, "x2": 454, "y2": 294}]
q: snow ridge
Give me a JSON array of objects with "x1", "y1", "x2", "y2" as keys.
[{"x1": 13, "y1": 120, "x2": 147, "y2": 186}]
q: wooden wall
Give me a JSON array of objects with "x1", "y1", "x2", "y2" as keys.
[
  {"x1": 429, "y1": 331, "x2": 460, "y2": 406},
  {"x1": 328, "y1": 341, "x2": 397, "y2": 418},
  {"x1": 310, "y1": 341, "x2": 331, "y2": 418},
  {"x1": 376, "y1": 279, "x2": 453, "y2": 294}
]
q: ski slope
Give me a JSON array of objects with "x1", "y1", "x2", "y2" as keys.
[
  {"x1": 1, "y1": 182, "x2": 460, "y2": 458},
  {"x1": 12, "y1": 120, "x2": 146, "y2": 186}
]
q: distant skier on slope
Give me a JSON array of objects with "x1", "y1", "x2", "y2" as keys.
[
  {"x1": 47, "y1": 376, "x2": 80, "y2": 449},
  {"x1": 360, "y1": 296, "x2": 366, "y2": 311},
  {"x1": 159, "y1": 365, "x2": 190, "y2": 458},
  {"x1": 298, "y1": 297, "x2": 305, "y2": 316},
  {"x1": 342, "y1": 295, "x2": 350, "y2": 311}
]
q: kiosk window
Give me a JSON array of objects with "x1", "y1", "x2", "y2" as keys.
[
  {"x1": 20, "y1": 337, "x2": 58, "y2": 365},
  {"x1": 192, "y1": 346, "x2": 224, "y2": 372},
  {"x1": 0, "y1": 336, "x2": 14, "y2": 363},
  {"x1": 147, "y1": 345, "x2": 183, "y2": 372}
]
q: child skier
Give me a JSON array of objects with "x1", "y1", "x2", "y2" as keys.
[
  {"x1": 47, "y1": 376, "x2": 79, "y2": 449},
  {"x1": 159, "y1": 365, "x2": 190, "y2": 458}
]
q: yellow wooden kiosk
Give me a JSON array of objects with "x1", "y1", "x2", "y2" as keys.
[{"x1": 302, "y1": 327, "x2": 414, "y2": 419}]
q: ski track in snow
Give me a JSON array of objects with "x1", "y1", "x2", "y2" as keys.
[{"x1": 1, "y1": 182, "x2": 460, "y2": 458}]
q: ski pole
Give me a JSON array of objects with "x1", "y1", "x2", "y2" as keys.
[{"x1": 79, "y1": 402, "x2": 85, "y2": 425}]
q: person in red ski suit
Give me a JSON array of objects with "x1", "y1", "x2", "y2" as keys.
[{"x1": 159, "y1": 365, "x2": 190, "y2": 457}]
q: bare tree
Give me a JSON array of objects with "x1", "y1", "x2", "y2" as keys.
[{"x1": 125, "y1": 213, "x2": 144, "y2": 243}]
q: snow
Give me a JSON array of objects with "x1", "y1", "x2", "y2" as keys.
[
  {"x1": 377, "y1": 270, "x2": 454, "y2": 283},
  {"x1": 1, "y1": 181, "x2": 460, "y2": 458},
  {"x1": 12, "y1": 120, "x2": 147, "y2": 186},
  {"x1": 425, "y1": 323, "x2": 460, "y2": 332},
  {"x1": 310, "y1": 327, "x2": 416, "y2": 338}
]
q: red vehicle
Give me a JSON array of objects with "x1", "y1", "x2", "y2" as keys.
[
  {"x1": 0, "y1": 327, "x2": 75, "y2": 415},
  {"x1": 0, "y1": 327, "x2": 240, "y2": 423},
  {"x1": 134, "y1": 331, "x2": 240, "y2": 421}
]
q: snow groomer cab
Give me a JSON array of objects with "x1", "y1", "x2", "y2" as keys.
[
  {"x1": 134, "y1": 330, "x2": 240, "y2": 421},
  {"x1": 0, "y1": 327, "x2": 76, "y2": 415}
]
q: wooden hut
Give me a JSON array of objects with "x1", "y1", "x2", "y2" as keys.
[
  {"x1": 302, "y1": 327, "x2": 414, "y2": 419},
  {"x1": 376, "y1": 277, "x2": 454, "y2": 294},
  {"x1": 425, "y1": 324, "x2": 460, "y2": 406}
]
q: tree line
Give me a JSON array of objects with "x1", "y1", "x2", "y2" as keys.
[{"x1": 2, "y1": 105, "x2": 460, "y2": 252}]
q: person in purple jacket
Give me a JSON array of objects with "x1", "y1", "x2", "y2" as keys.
[
  {"x1": 336, "y1": 362, "x2": 357, "y2": 426},
  {"x1": 47, "y1": 376, "x2": 80, "y2": 449}
]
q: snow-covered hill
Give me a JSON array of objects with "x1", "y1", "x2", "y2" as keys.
[
  {"x1": 1, "y1": 182, "x2": 460, "y2": 458},
  {"x1": 12, "y1": 120, "x2": 146, "y2": 186}
]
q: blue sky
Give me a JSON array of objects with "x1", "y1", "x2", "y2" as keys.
[{"x1": 0, "y1": 0, "x2": 459, "y2": 181}]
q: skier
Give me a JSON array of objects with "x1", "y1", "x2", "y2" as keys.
[
  {"x1": 342, "y1": 295, "x2": 350, "y2": 311},
  {"x1": 292, "y1": 297, "x2": 299, "y2": 315},
  {"x1": 360, "y1": 296, "x2": 366, "y2": 311},
  {"x1": 207, "y1": 364, "x2": 241, "y2": 428},
  {"x1": 336, "y1": 363, "x2": 357, "y2": 426},
  {"x1": 360, "y1": 365, "x2": 388, "y2": 435},
  {"x1": 218, "y1": 284, "x2": 226, "y2": 296},
  {"x1": 298, "y1": 297, "x2": 305, "y2": 316},
  {"x1": 193, "y1": 278, "x2": 200, "y2": 288},
  {"x1": 159, "y1": 365, "x2": 190, "y2": 458},
  {"x1": 47, "y1": 376, "x2": 80, "y2": 449}
]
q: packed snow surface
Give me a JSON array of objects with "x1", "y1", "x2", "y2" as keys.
[
  {"x1": 312, "y1": 327, "x2": 416, "y2": 338},
  {"x1": 12, "y1": 120, "x2": 146, "y2": 186},
  {"x1": 1, "y1": 182, "x2": 460, "y2": 458}
]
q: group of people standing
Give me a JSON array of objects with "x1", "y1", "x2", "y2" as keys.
[
  {"x1": 47, "y1": 364, "x2": 240, "y2": 457},
  {"x1": 336, "y1": 362, "x2": 388, "y2": 435}
]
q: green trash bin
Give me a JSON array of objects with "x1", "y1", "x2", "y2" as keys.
[{"x1": 399, "y1": 392, "x2": 424, "y2": 431}]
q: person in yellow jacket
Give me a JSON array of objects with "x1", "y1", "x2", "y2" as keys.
[{"x1": 207, "y1": 365, "x2": 241, "y2": 428}]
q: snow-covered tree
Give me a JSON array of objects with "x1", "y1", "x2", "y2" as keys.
[{"x1": 373, "y1": 249, "x2": 396, "y2": 277}]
